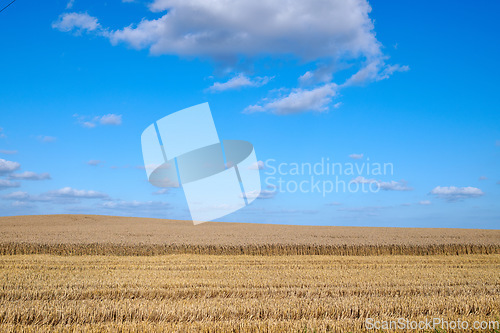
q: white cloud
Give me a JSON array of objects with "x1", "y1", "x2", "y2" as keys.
[
  {"x1": 479, "y1": 176, "x2": 488, "y2": 181},
  {"x1": 0, "y1": 179, "x2": 20, "y2": 190},
  {"x1": 75, "y1": 114, "x2": 122, "y2": 128},
  {"x1": 343, "y1": 60, "x2": 409, "y2": 87},
  {"x1": 2, "y1": 191, "x2": 38, "y2": 201},
  {"x1": 327, "y1": 201, "x2": 342, "y2": 206},
  {"x1": 66, "y1": 0, "x2": 75, "y2": 9},
  {"x1": 37, "y1": 135, "x2": 57, "y2": 143},
  {"x1": 378, "y1": 180, "x2": 412, "y2": 191},
  {"x1": 99, "y1": 114, "x2": 122, "y2": 125},
  {"x1": 418, "y1": 200, "x2": 431, "y2": 205},
  {"x1": 350, "y1": 176, "x2": 412, "y2": 191},
  {"x1": 248, "y1": 160, "x2": 266, "y2": 170},
  {"x1": 0, "y1": 150, "x2": 17, "y2": 155},
  {"x1": 0, "y1": 158, "x2": 21, "y2": 174},
  {"x1": 52, "y1": 12, "x2": 100, "y2": 33},
  {"x1": 350, "y1": 176, "x2": 377, "y2": 184},
  {"x1": 0, "y1": 128, "x2": 5, "y2": 139},
  {"x1": 349, "y1": 153, "x2": 364, "y2": 160},
  {"x1": 87, "y1": 160, "x2": 103, "y2": 166},
  {"x1": 8, "y1": 171, "x2": 51, "y2": 180},
  {"x1": 152, "y1": 188, "x2": 169, "y2": 195},
  {"x1": 209, "y1": 74, "x2": 271, "y2": 92},
  {"x1": 430, "y1": 186, "x2": 484, "y2": 202},
  {"x1": 379, "y1": 64, "x2": 410, "y2": 80},
  {"x1": 100, "y1": 200, "x2": 170, "y2": 211},
  {"x1": 46, "y1": 187, "x2": 109, "y2": 199},
  {"x1": 11, "y1": 201, "x2": 36, "y2": 208},
  {"x1": 299, "y1": 65, "x2": 335, "y2": 86},
  {"x1": 2, "y1": 188, "x2": 108, "y2": 204},
  {"x1": 245, "y1": 83, "x2": 337, "y2": 115}
]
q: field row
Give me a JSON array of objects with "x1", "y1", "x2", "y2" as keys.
[{"x1": 1, "y1": 243, "x2": 499, "y2": 256}]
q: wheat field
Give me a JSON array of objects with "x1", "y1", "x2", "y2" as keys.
[
  {"x1": 0, "y1": 215, "x2": 499, "y2": 256},
  {"x1": 0, "y1": 215, "x2": 499, "y2": 332}
]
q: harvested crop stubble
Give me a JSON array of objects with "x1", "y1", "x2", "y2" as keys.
[
  {"x1": 0, "y1": 242, "x2": 499, "y2": 256},
  {"x1": 0, "y1": 254, "x2": 499, "y2": 332}
]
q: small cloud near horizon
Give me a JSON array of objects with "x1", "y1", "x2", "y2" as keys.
[
  {"x1": 350, "y1": 176, "x2": 413, "y2": 191},
  {"x1": 430, "y1": 186, "x2": 483, "y2": 202},
  {"x1": 46, "y1": 187, "x2": 109, "y2": 199},
  {"x1": 8, "y1": 171, "x2": 51, "y2": 181}
]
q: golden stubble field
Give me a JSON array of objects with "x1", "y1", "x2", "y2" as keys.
[{"x1": 0, "y1": 215, "x2": 499, "y2": 332}]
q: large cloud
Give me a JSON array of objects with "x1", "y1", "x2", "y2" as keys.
[
  {"x1": 53, "y1": 0, "x2": 407, "y2": 114},
  {"x1": 109, "y1": 0, "x2": 381, "y2": 60},
  {"x1": 53, "y1": 0, "x2": 381, "y2": 60}
]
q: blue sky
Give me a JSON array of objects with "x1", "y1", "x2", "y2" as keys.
[{"x1": 0, "y1": 0, "x2": 499, "y2": 228}]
